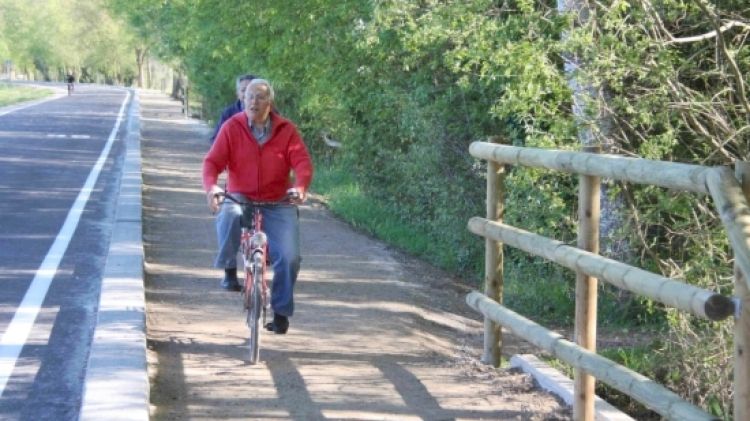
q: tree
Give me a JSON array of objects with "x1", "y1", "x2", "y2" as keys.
[{"x1": 0, "y1": 0, "x2": 138, "y2": 83}]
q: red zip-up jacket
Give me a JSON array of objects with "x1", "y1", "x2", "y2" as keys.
[{"x1": 202, "y1": 111, "x2": 313, "y2": 201}]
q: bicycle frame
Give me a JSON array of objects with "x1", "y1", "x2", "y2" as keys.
[
  {"x1": 221, "y1": 193, "x2": 284, "y2": 364},
  {"x1": 218, "y1": 191, "x2": 298, "y2": 363},
  {"x1": 240, "y1": 206, "x2": 269, "y2": 302},
  {"x1": 240, "y1": 205, "x2": 269, "y2": 364}
]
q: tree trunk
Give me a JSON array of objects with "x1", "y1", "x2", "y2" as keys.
[
  {"x1": 172, "y1": 70, "x2": 184, "y2": 100},
  {"x1": 557, "y1": 0, "x2": 622, "y2": 419},
  {"x1": 135, "y1": 47, "x2": 147, "y2": 88},
  {"x1": 146, "y1": 56, "x2": 152, "y2": 89},
  {"x1": 556, "y1": 0, "x2": 628, "y2": 260}
]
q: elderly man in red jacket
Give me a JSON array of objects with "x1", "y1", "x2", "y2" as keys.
[{"x1": 203, "y1": 78, "x2": 313, "y2": 334}]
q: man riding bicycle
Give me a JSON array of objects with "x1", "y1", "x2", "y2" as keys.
[{"x1": 203, "y1": 78, "x2": 313, "y2": 334}]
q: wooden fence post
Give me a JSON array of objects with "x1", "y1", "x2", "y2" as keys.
[
  {"x1": 482, "y1": 157, "x2": 505, "y2": 367},
  {"x1": 735, "y1": 162, "x2": 750, "y2": 421},
  {"x1": 574, "y1": 145, "x2": 601, "y2": 420}
]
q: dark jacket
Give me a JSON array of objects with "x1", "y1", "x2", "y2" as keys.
[{"x1": 209, "y1": 100, "x2": 243, "y2": 144}]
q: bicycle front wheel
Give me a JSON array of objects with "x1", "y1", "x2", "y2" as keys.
[{"x1": 247, "y1": 263, "x2": 263, "y2": 364}]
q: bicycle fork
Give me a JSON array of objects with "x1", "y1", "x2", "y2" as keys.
[{"x1": 249, "y1": 231, "x2": 270, "y2": 322}]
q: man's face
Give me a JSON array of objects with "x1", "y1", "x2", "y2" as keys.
[
  {"x1": 237, "y1": 79, "x2": 251, "y2": 101},
  {"x1": 244, "y1": 84, "x2": 272, "y2": 123}
]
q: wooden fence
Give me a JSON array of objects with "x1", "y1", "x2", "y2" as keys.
[{"x1": 466, "y1": 141, "x2": 750, "y2": 421}]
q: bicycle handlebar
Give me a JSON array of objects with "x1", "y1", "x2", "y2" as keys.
[{"x1": 217, "y1": 190, "x2": 299, "y2": 207}]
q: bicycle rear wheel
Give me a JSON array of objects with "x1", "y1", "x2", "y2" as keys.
[{"x1": 247, "y1": 263, "x2": 263, "y2": 364}]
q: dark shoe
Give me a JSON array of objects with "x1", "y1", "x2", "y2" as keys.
[
  {"x1": 265, "y1": 314, "x2": 289, "y2": 334},
  {"x1": 220, "y1": 268, "x2": 241, "y2": 291}
]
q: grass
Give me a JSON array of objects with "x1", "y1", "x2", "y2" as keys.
[
  {"x1": 0, "y1": 83, "x2": 53, "y2": 107},
  {"x1": 311, "y1": 164, "x2": 437, "y2": 259},
  {"x1": 313, "y1": 164, "x2": 659, "y2": 325},
  {"x1": 312, "y1": 163, "x2": 661, "y2": 323}
]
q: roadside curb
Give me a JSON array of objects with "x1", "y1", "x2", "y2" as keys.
[
  {"x1": 78, "y1": 89, "x2": 149, "y2": 421},
  {"x1": 510, "y1": 354, "x2": 634, "y2": 421}
]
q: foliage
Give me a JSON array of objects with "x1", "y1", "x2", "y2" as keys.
[
  {"x1": 0, "y1": 0, "x2": 138, "y2": 83},
  {"x1": 565, "y1": 1, "x2": 746, "y2": 415}
]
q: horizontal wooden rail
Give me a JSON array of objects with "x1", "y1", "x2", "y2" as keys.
[
  {"x1": 466, "y1": 291, "x2": 718, "y2": 421},
  {"x1": 469, "y1": 142, "x2": 750, "y2": 417},
  {"x1": 469, "y1": 142, "x2": 712, "y2": 194},
  {"x1": 468, "y1": 217, "x2": 735, "y2": 321},
  {"x1": 470, "y1": 141, "x2": 750, "y2": 302}
]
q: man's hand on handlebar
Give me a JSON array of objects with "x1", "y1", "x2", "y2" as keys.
[
  {"x1": 287, "y1": 187, "x2": 305, "y2": 205},
  {"x1": 207, "y1": 185, "x2": 223, "y2": 214},
  {"x1": 207, "y1": 186, "x2": 305, "y2": 213}
]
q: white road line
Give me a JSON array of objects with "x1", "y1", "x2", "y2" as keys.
[
  {"x1": 0, "y1": 90, "x2": 131, "y2": 397},
  {"x1": 45, "y1": 134, "x2": 92, "y2": 139}
]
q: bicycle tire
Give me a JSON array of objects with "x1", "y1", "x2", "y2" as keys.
[
  {"x1": 247, "y1": 262, "x2": 263, "y2": 364},
  {"x1": 242, "y1": 268, "x2": 252, "y2": 309}
]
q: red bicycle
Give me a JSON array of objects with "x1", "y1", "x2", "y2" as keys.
[{"x1": 220, "y1": 191, "x2": 298, "y2": 364}]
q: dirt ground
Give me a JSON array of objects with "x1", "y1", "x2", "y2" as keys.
[{"x1": 139, "y1": 90, "x2": 571, "y2": 420}]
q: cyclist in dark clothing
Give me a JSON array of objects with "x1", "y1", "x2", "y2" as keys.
[{"x1": 66, "y1": 74, "x2": 75, "y2": 95}]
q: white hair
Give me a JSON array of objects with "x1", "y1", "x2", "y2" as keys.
[{"x1": 246, "y1": 78, "x2": 275, "y2": 102}]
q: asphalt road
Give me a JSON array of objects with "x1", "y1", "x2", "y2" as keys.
[{"x1": 0, "y1": 83, "x2": 130, "y2": 420}]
